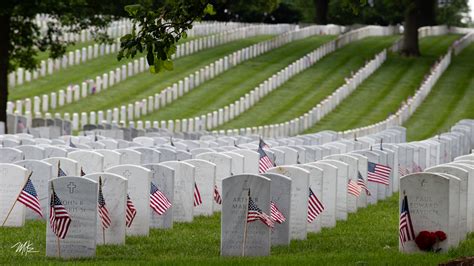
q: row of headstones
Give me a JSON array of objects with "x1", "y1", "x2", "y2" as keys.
[
  {"x1": 34, "y1": 15, "x2": 132, "y2": 43},
  {"x1": 8, "y1": 24, "x2": 295, "y2": 118},
  {"x1": 400, "y1": 153, "x2": 474, "y2": 253},
  {"x1": 6, "y1": 113, "x2": 72, "y2": 137},
  {"x1": 107, "y1": 25, "x2": 396, "y2": 136},
  {"x1": 22, "y1": 24, "x2": 340, "y2": 131},
  {"x1": 0, "y1": 126, "x2": 402, "y2": 258},
  {"x1": 186, "y1": 21, "x2": 249, "y2": 37},
  {"x1": 80, "y1": 25, "x2": 393, "y2": 136},
  {"x1": 8, "y1": 38, "x2": 122, "y2": 88},
  {"x1": 345, "y1": 30, "x2": 474, "y2": 140},
  {"x1": 213, "y1": 48, "x2": 388, "y2": 138}
]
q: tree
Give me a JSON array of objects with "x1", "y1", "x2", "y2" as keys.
[
  {"x1": 314, "y1": 0, "x2": 329, "y2": 24},
  {"x1": 0, "y1": 0, "x2": 212, "y2": 131}
]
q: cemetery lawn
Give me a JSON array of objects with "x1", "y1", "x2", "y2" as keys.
[
  {"x1": 51, "y1": 35, "x2": 277, "y2": 114},
  {"x1": 2, "y1": 193, "x2": 474, "y2": 265},
  {"x1": 218, "y1": 36, "x2": 399, "y2": 130},
  {"x1": 137, "y1": 35, "x2": 337, "y2": 122},
  {"x1": 9, "y1": 35, "x2": 271, "y2": 102},
  {"x1": 304, "y1": 34, "x2": 461, "y2": 134},
  {"x1": 405, "y1": 43, "x2": 474, "y2": 141}
]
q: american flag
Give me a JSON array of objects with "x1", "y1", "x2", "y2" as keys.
[
  {"x1": 80, "y1": 168, "x2": 86, "y2": 176},
  {"x1": 193, "y1": 183, "x2": 203, "y2": 206},
  {"x1": 150, "y1": 182, "x2": 172, "y2": 215},
  {"x1": 367, "y1": 162, "x2": 391, "y2": 186},
  {"x1": 399, "y1": 195, "x2": 415, "y2": 245},
  {"x1": 347, "y1": 179, "x2": 362, "y2": 197},
  {"x1": 49, "y1": 189, "x2": 72, "y2": 239},
  {"x1": 398, "y1": 164, "x2": 408, "y2": 176},
  {"x1": 258, "y1": 140, "x2": 274, "y2": 174},
  {"x1": 98, "y1": 178, "x2": 111, "y2": 229},
  {"x1": 126, "y1": 194, "x2": 137, "y2": 227},
  {"x1": 58, "y1": 162, "x2": 67, "y2": 177},
  {"x1": 270, "y1": 201, "x2": 286, "y2": 224},
  {"x1": 214, "y1": 185, "x2": 222, "y2": 204},
  {"x1": 307, "y1": 187, "x2": 324, "y2": 223},
  {"x1": 18, "y1": 174, "x2": 43, "y2": 218},
  {"x1": 247, "y1": 196, "x2": 274, "y2": 228},
  {"x1": 412, "y1": 162, "x2": 423, "y2": 173},
  {"x1": 357, "y1": 171, "x2": 371, "y2": 196}
]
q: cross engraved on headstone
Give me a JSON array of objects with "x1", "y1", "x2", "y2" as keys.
[
  {"x1": 67, "y1": 182, "x2": 77, "y2": 193},
  {"x1": 1, "y1": 168, "x2": 7, "y2": 176},
  {"x1": 123, "y1": 170, "x2": 132, "y2": 178}
]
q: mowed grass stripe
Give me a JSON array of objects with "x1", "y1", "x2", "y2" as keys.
[
  {"x1": 10, "y1": 35, "x2": 267, "y2": 102},
  {"x1": 52, "y1": 35, "x2": 274, "y2": 114},
  {"x1": 3, "y1": 193, "x2": 473, "y2": 264},
  {"x1": 218, "y1": 36, "x2": 398, "y2": 130},
  {"x1": 137, "y1": 35, "x2": 336, "y2": 122},
  {"x1": 304, "y1": 34, "x2": 460, "y2": 134},
  {"x1": 405, "y1": 43, "x2": 474, "y2": 141}
]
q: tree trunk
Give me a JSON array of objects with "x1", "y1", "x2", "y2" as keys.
[
  {"x1": 401, "y1": 4, "x2": 420, "y2": 56},
  {"x1": 314, "y1": 0, "x2": 329, "y2": 25},
  {"x1": 0, "y1": 14, "x2": 10, "y2": 133}
]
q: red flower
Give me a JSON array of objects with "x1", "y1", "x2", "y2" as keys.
[
  {"x1": 435, "y1": 231, "x2": 447, "y2": 241},
  {"x1": 415, "y1": 231, "x2": 437, "y2": 251}
]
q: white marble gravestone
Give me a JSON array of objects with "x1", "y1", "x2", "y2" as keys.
[
  {"x1": 399, "y1": 173, "x2": 460, "y2": 253},
  {"x1": 160, "y1": 161, "x2": 195, "y2": 222},
  {"x1": 0, "y1": 148, "x2": 23, "y2": 163},
  {"x1": 156, "y1": 148, "x2": 177, "y2": 162},
  {"x1": 233, "y1": 149, "x2": 259, "y2": 174},
  {"x1": 307, "y1": 161, "x2": 337, "y2": 228},
  {"x1": 43, "y1": 157, "x2": 80, "y2": 177},
  {"x1": 186, "y1": 159, "x2": 217, "y2": 216},
  {"x1": 195, "y1": 152, "x2": 232, "y2": 211},
  {"x1": 105, "y1": 164, "x2": 151, "y2": 236},
  {"x1": 261, "y1": 173, "x2": 291, "y2": 246},
  {"x1": 132, "y1": 147, "x2": 161, "y2": 164},
  {"x1": 16, "y1": 145, "x2": 46, "y2": 160},
  {"x1": 425, "y1": 165, "x2": 469, "y2": 240},
  {"x1": 0, "y1": 164, "x2": 28, "y2": 227},
  {"x1": 223, "y1": 152, "x2": 244, "y2": 175},
  {"x1": 95, "y1": 150, "x2": 122, "y2": 169},
  {"x1": 46, "y1": 177, "x2": 98, "y2": 258},
  {"x1": 15, "y1": 160, "x2": 52, "y2": 220},
  {"x1": 320, "y1": 159, "x2": 349, "y2": 221},
  {"x1": 221, "y1": 174, "x2": 271, "y2": 257},
  {"x1": 297, "y1": 164, "x2": 324, "y2": 233},
  {"x1": 267, "y1": 165, "x2": 309, "y2": 240},
  {"x1": 84, "y1": 173, "x2": 127, "y2": 245},
  {"x1": 143, "y1": 163, "x2": 175, "y2": 228},
  {"x1": 116, "y1": 149, "x2": 142, "y2": 165},
  {"x1": 68, "y1": 150, "x2": 104, "y2": 174}
]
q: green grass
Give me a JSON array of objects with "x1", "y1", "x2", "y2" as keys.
[
  {"x1": 8, "y1": 35, "x2": 240, "y2": 102},
  {"x1": 49, "y1": 35, "x2": 275, "y2": 114},
  {"x1": 218, "y1": 36, "x2": 399, "y2": 130},
  {"x1": 304, "y1": 34, "x2": 461, "y2": 134},
  {"x1": 2, "y1": 193, "x2": 473, "y2": 264},
  {"x1": 404, "y1": 43, "x2": 474, "y2": 141},
  {"x1": 36, "y1": 40, "x2": 96, "y2": 62},
  {"x1": 137, "y1": 35, "x2": 337, "y2": 122}
]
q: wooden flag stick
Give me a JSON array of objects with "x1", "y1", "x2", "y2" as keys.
[
  {"x1": 241, "y1": 189, "x2": 250, "y2": 257},
  {"x1": 103, "y1": 228, "x2": 106, "y2": 245},
  {"x1": 1, "y1": 171, "x2": 33, "y2": 226},
  {"x1": 57, "y1": 237, "x2": 61, "y2": 257}
]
